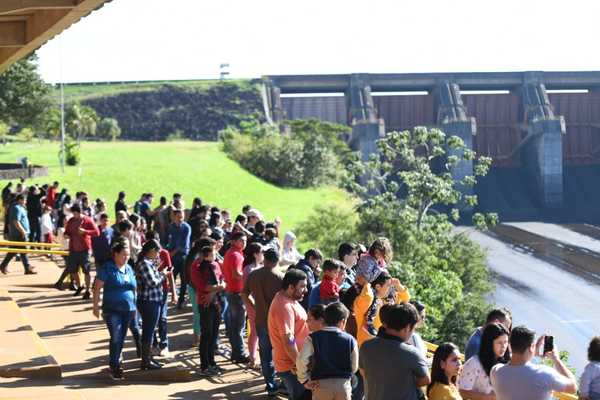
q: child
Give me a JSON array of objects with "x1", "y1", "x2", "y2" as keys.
[
  {"x1": 356, "y1": 237, "x2": 393, "y2": 287},
  {"x1": 319, "y1": 259, "x2": 345, "y2": 304},
  {"x1": 307, "y1": 304, "x2": 326, "y2": 333},
  {"x1": 581, "y1": 337, "x2": 600, "y2": 400},
  {"x1": 427, "y1": 343, "x2": 463, "y2": 400},
  {"x1": 40, "y1": 205, "x2": 55, "y2": 259},
  {"x1": 297, "y1": 302, "x2": 358, "y2": 400}
]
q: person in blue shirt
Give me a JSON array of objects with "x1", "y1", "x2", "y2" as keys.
[
  {"x1": 465, "y1": 308, "x2": 512, "y2": 361},
  {"x1": 92, "y1": 236, "x2": 137, "y2": 380},
  {"x1": 91, "y1": 213, "x2": 114, "y2": 270},
  {"x1": 0, "y1": 194, "x2": 36, "y2": 275},
  {"x1": 167, "y1": 208, "x2": 191, "y2": 308}
]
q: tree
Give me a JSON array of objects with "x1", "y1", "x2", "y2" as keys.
[
  {"x1": 67, "y1": 103, "x2": 99, "y2": 142},
  {"x1": 97, "y1": 118, "x2": 121, "y2": 141},
  {"x1": 0, "y1": 54, "x2": 51, "y2": 128},
  {"x1": 40, "y1": 108, "x2": 61, "y2": 139},
  {"x1": 0, "y1": 121, "x2": 9, "y2": 144}
]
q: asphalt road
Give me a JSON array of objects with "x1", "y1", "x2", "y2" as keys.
[{"x1": 465, "y1": 225, "x2": 600, "y2": 374}]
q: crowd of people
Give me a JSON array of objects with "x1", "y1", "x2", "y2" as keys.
[{"x1": 1, "y1": 179, "x2": 599, "y2": 400}]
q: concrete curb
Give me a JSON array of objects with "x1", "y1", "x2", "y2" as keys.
[{"x1": 0, "y1": 289, "x2": 62, "y2": 380}]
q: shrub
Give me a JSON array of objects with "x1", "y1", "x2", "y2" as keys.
[
  {"x1": 220, "y1": 119, "x2": 356, "y2": 188},
  {"x1": 59, "y1": 140, "x2": 80, "y2": 166}
]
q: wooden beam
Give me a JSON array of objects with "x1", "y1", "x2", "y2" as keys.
[
  {"x1": 0, "y1": 21, "x2": 26, "y2": 47},
  {"x1": 0, "y1": 0, "x2": 109, "y2": 73},
  {"x1": 0, "y1": 0, "x2": 78, "y2": 16}
]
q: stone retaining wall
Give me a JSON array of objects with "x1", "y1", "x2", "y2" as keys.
[{"x1": 0, "y1": 164, "x2": 48, "y2": 180}]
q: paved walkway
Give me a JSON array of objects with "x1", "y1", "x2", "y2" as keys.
[{"x1": 0, "y1": 254, "x2": 270, "y2": 399}]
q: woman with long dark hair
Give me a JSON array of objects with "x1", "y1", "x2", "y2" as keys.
[
  {"x1": 135, "y1": 239, "x2": 167, "y2": 370},
  {"x1": 428, "y1": 342, "x2": 463, "y2": 400},
  {"x1": 459, "y1": 322, "x2": 510, "y2": 400}
]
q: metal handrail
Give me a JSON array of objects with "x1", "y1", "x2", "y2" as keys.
[
  {"x1": 0, "y1": 240, "x2": 61, "y2": 248},
  {"x1": 425, "y1": 341, "x2": 577, "y2": 400},
  {"x1": 0, "y1": 247, "x2": 68, "y2": 256}
]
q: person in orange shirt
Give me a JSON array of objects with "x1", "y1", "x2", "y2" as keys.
[
  {"x1": 353, "y1": 271, "x2": 410, "y2": 348},
  {"x1": 267, "y1": 269, "x2": 310, "y2": 400}
]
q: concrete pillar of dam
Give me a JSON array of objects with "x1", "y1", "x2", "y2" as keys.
[
  {"x1": 434, "y1": 81, "x2": 477, "y2": 190},
  {"x1": 262, "y1": 81, "x2": 289, "y2": 133},
  {"x1": 345, "y1": 74, "x2": 385, "y2": 161},
  {"x1": 520, "y1": 80, "x2": 565, "y2": 208}
]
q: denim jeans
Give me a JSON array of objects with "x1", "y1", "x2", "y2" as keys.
[
  {"x1": 188, "y1": 285, "x2": 201, "y2": 335},
  {"x1": 172, "y1": 253, "x2": 187, "y2": 305},
  {"x1": 104, "y1": 310, "x2": 134, "y2": 369},
  {"x1": 153, "y1": 290, "x2": 169, "y2": 349},
  {"x1": 351, "y1": 371, "x2": 364, "y2": 400},
  {"x1": 225, "y1": 293, "x2": 247, "y2": 359},
  {"x1": 139, "y1": 300, "x2": 161, "y2": 344},
  {"x1": 257, "y1": 326, "x2": 277, "y2": 392},
  {"x1": 278, "y1": 371, "x2": 308, "y2": 400},
  {"x1": 199, "y1": 303, "x2": 220, "y2": 369}
]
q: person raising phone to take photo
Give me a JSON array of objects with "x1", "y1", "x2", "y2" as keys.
[{"x1": 490, "y1": 326, "x2": 577, "y2": 400}]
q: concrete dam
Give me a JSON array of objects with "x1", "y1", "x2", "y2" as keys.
[{"x1": 262, "y1": 72, "x2": 600, "y2": 223}]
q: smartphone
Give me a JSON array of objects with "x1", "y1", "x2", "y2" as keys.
[{"x1": 543, "y1": 335, "x2": 554, "y2": 354}]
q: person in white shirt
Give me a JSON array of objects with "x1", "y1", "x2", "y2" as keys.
[
  {"x1": 581, "y1": 336, "x2": 600, "y2": 400},
  {"x1": 490, "y1": 326, "x2": 577, "y2": 400},
  {"x1": 459, "y1": 323, "x2": 510, "y2": 400}
]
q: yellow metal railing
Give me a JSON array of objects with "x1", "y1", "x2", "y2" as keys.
[
  {"x1": 0, "y1": 240, "x2": 61, "y2": 248},
  {"x1": 425, "y1": 341, "x2": 577, "y2": 400}
]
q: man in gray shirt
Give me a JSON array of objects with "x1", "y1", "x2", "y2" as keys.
[
  {"x1": 491, "y1": 326, "x2": 577, "y2": 400},
  {"x1": 359, "y1": 303, "x2": 430, "y2": 400}
]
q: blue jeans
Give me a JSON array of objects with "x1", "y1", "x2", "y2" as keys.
[
  {"x1": 104, "y1": 310, "x2": 134, "y2": 369},
  {"x1": 153, "y1": 290, "x2": 169, "y2": 349},
  {"x1": 188, "y1": 285, "x2": 201, "y2": 335},
  {"x1": 278, "y1": 371, "x2": 307, "y2": 400},
  {"x1": 139, "y1": 300, "x2": 161, "y2": 344},
  {"x1": 257, "y1": 326, "x2": 277, "y2": 392},
  {"x1": 172, "y1": 253, "x2": 187, "y2": 305},
  {"x1": 225, "y1": 293, "x2": 247, "y2": 359}
]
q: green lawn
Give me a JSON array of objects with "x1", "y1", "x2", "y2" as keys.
[
  {"x1": 52, "y1": 79, "x2": 253, "y2": 102},
  {"x1": 0, "y1": 141, "x2": 352, "y2": 234}
]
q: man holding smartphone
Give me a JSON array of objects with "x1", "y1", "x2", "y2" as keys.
[{"x1": 491, "y1": 326, "x2": 577, "y2": 400}]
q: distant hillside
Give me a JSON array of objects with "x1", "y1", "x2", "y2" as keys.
[
  {"x1": 51, "y1": 79, "x2": 265, "y2": 141},
  {"x1": 52, "y1": 79, "x2": 252, "y2": 102}
]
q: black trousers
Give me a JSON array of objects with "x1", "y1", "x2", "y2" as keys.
[
  {"x1": 198, "y1": 303, "x2": 221, "y2": 369},
  {"x1": 0, "y1": 251, "x2": 30, "y2": 272}
]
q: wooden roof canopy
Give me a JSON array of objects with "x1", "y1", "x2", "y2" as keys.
[{"x1": 0, "y1": 0, "x2": 110, "y2": 73}]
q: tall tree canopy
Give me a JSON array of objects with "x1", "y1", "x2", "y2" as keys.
[{"x1": 0, "y1": 54, "x2": 51, "y2": 127}]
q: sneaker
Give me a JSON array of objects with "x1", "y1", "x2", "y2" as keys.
[
  {"x1": 267, "y1": 389, "x2": 279, "y2": 397},
  {"x1": 109, "y1": 367, "x2": 125, "y2": 381},
  {"x1": 82, "y1": 291, "x2": 91, "y2": 300},
  {"x1": 208, "y1": 365, "x2": 223, "y2": 376},
  {"x1": 73, "y1": 286, "x2": 83, "y2": 296},
  {"x1": 158, "y1": 348, "x2": 171, "y2": 357},
  {"x1": 53, "y1": 282, "x2": 64, "y2": 291},
  {"x1": 200, "y1": 367, "x2": 216, "y2": 377},
  {"x1": 0, "y1": 266, "x2": 7, "y2": 275},
  {"x1": 24, "y1": 268, "x2": 37, "y2": 275},
  {"x1": 232, "y1": 355, "x2": 250, "y2": 364}
]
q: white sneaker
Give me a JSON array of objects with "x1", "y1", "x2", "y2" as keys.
[{"x1": 159, "y1": 348, "x2": 171, "y2": 357}]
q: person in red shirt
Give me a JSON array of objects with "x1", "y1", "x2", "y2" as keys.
[
  {"x1": 190, "y1": 244, "x2": 226, "y2": 375},
  {"x1": 319, "y1": 259, "x2": 344, "y2": 304},
  {"x1": 221, "y1": 231, "x2": 249, "y2": 363},
  {"x1": 65, "y1": 204, "x2": 99, "y2": 299},
  {"x1": 45, "y1": 181, "x2": 59, "y2": 209}
]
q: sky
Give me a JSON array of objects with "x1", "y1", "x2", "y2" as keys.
[{"x1": 36, "y1": 0, "x2": 600, "y2": 84}]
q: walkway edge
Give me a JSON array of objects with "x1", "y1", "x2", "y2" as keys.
[{"x1": 0, "y1": 288, "x2": 62, "y2": 380}]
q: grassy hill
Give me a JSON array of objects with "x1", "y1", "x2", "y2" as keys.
[
  {"x1": 52, "y1": 79, "x2": 253, "y2": 102},
  {"x1": 0, "y1": 141, "x2": 353, "y2": 234}
]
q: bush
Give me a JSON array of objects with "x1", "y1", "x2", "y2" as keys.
[
  {"x1": 59, "y1": 140, "x2": 80, "y2": 166},
  {"x1": 295, "y1": 204, "x2": 358, "y2": 256},
  {"x1": 220, "y1": 119, "x2": 356, "y2": 188}
]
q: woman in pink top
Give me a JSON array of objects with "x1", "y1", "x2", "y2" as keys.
[{"x1": 242, "y1": 242, "x2": 264, "y2": 369}]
